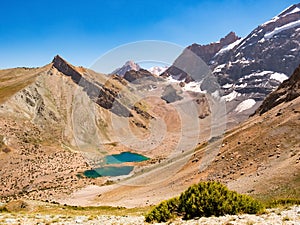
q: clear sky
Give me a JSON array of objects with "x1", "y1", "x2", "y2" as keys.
[{"x1": 0, "y1": 0, "x2": 299, "y2": 69}]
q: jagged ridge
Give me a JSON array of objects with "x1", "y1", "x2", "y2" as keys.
[{"x1": 52, "y1": 55, "x2": 131, "y2": 117}]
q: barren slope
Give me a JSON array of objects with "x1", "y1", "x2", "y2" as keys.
[{"x1": 61, "y1": 65, "x2": 300, "y2": 207}]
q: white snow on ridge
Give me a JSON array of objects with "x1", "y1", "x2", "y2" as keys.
[
  {"x1": 148, "y1": 66, "x2": 168, "y2": 76},
  {"x1": 221, "y1": 91, "x2": 241, "y2": 102},
  {"x1": 265, "y1": 20, "x2": 300, "y2": 39},
  {"x1": 241, "y1": 71, "x2": 288, "y2": 83},
  {"x1": 261, "y1": 5, "x2": 300, "y2": 28},
  {"x1": 286, "y1": 7, "x2": 300, "y2": 15},
  {"x1": 262, "y1": 16, "x2": 280, "y2": 27},
  {"x1": 182, "y1": 81, "x2": 203, "y2": 93},
  {"x1": 235, "y1": 99, "x2": 256, "y2": 113},
  {"x1": 233, "y1": 58, "x2": 251, "y2": 65},
  {"x1": 215, "y1": 39, "x2": 243, "y2": 56},
  {"x1": 279, "y1": 5, "x2": 300, "y2": 17},
  {"x1": 165, "y1": 76, "x2": 181, "y2": 83},
  {"x1": 165, "y1": 76, "x2": 205, "y2": 93},
  {"x1": 242, "y1": 71, "x2": 271, "y2": 80},
  {"x1": 213, "y1": 64, "x2": 226, "y2": 73},
  {"x1": 270, "y1": 72, "x2": 288, "y2": 82},
  {"x1": 222, "y1": 83, "x2": 233, "y2": 89}
]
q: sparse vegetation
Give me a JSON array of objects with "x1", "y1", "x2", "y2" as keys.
[
  {"x1": 145, "y1": 181, "x2": 264, "y2": 223},
  {"x1": 266, "y1": 198, "x2": 300, "y2": 208},
  {"x1": 4, "y1": 200, "x2": 30, "y2": 212}
]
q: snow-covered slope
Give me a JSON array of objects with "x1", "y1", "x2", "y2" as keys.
[
  {"x1": 148, "y1": 66, "x2": 168, "y2": 76},
  {"x1": 162, "y1": 3, "x2": 300, "y2": 118}
]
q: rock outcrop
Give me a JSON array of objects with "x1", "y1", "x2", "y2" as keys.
[{"x1": 255, "y1": 63, "x2": 300, "y2": 115}]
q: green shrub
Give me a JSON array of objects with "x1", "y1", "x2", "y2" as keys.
[
  {"x1": 145, "y1": 181, "x2": 263, "y2": 223},
  {"x1": 145, "y1": 197, "x2": 179, "y2": 223}
]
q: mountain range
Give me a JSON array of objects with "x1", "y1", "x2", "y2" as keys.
[
  {"x1": 159, "y1": 3, "x2": 300, "y2": 122},
  {"x1": 0, "y1": 3, "x2": 299, "y2": 210}
]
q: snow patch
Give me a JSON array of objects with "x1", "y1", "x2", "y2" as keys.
[
  {"x1": 222, "y1": 83, "x2": 233, "y2": 89},
  {"x1": 148, "y1": 66, "x2": 168, "y2": 76},
  {"x1": 265, "y1": 20, "x2": 300, "y2": 39},
  {"x1": 213, "y1": 64, "x2": 226, "y2": 73},
  {"x1": 261, "y1": 16, "x2": 280, "y2": 27},
  {"x1": 221, "y1": 91, "x2": 241, "y2": 102},
  {"x1": 233, "y1": 57, "x2": 251, "y2": 65},
  {"x1": 287, "y1": 7, "x2": 300, "y2": 15},
  {"x1": 235, "y1": 99, "x2": 256, "y2": 113},
  {"x1": 165, "y1": 77, "x2": 205, "y2": 93},
  {"x1": 182, "y1": 81, "x2": 202, "y2": 93},
  {"x1": 258, "y1": 38, "x2": 265, "y2": 43},
  {"x1": 235, "y1": 83, "x2": 247, "y2": 88},
  {"x1": 215, "y1": 39, "x2": 243, "y2": 56},
  {"x1": 270, "y1": 72, "x2": 288, "y2": 82},
  {"x1": 165, "y1": 76, "x2": 181, "y2": 83},
  {"x1": 280, "y1": 5, "x2": 300, "y2": 17},
  {"x1": 235, "y1": 52, "x2": 241, "y2": 57},
  {"x1": 243, "y1": 71, "x2": 273, "y2": 80}
]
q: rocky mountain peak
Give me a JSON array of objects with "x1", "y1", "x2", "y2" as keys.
[
  {"x1": 255, "y1": 64, "x2": 300, "y2": 115},
  {"x1": 52, "y1": 55, "x2": 70, "y2": 68},
  {"x1": 51, "y1": 55, "x2": 82, "y2": 84},
  {"x1": 125, "y1": 60, "x2": 140, "y2": 70},
  {"x1": 112, "y1": 60, "x2": 141, "y2": 76},
  {"x1": 220, "y1": 31, "x2": 239, "y2": 46},
  {"x1": 161, "y1": 32, "x2": 240, "y2": 83},
  {"x1": 123, "y1": 68, "x2": 157, "y2": 83},
  {"x1": 187, "y1": 31, "x2": 240, "y2": 64}
]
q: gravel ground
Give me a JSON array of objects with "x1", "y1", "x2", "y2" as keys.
[{"x1": 0, "y1": 206, "x2": 299, "y2": 225}]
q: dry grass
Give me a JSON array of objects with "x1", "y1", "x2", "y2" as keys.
[
  {"x1": 0, "y1": 67, "x2": 43, "y2": 104},
  {"x1": 6, "y1": 202, "x2": 151, "y2": 217}
]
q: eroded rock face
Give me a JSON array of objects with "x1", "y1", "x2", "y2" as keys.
[
  {"x1": 255, "y1": 64, "x2": 300, "y2": 115},
  {"x1": 212, "y1": 6, "x2": 300, "y2": 87},
  {"x1": 161, "y1": 85, "x2": 183, "y2": 103},
  {"x1": 123, "y1": 69, "x2": 156, "y2": 83},
  {"x1": 161, "y1": 4, "x2": 300, "y2": 120},
  {"x1": 188, "y1": 32, "x2": 240, "y2": 65},
  {"x1": 52, "y1": 55, "x2": 131, "y2": 117},
  {"x1": 162, "y1": 32, "x2": 240, "y2": 83}
]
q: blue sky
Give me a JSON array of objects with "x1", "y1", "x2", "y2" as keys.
[{"x1": 0, "y1": 0, "x2": 299, "y2": 69}]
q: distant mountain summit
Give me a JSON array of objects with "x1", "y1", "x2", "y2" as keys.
[
  {"x1": 162, "y1": 31, "x2": 240, "y2": 83},
  {"x1": 111, "y1": 60, "x2": 140, "y2": 76},
  {"x1": 189, "y1": 31, "x2": 240, "y2": 65}
]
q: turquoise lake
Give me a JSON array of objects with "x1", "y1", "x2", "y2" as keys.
[
  {"x1": 104, "y1": 152, "x2": 149, "y2": 164},
  {"x1": 84, "y1": 152, "x2": 149, "y2": 178},
  {"x1": 84, "y1": 166, "x2": 134, "y2": 178}
]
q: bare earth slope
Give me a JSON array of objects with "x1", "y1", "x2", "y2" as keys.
[
  {"x1": 0, "y1": 56, "x2": 213, "y2": 204},
  {"x1": 0, "y1": 56, "x2": 165, "y2": 202},
  {"x1": 61, "y1": 64, "x2": 300, "y2": 207}
]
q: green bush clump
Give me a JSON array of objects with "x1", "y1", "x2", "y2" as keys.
[
  {"x1": 145, "y1": 181, "x2": 263, "y2": 223},
  {"x1": 145, "y1": 197, "x2": 179, "y2": 223}
]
